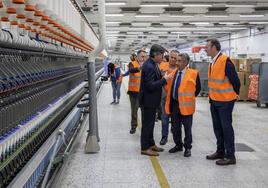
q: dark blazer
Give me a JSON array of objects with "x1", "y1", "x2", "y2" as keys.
[{"x1": 139, "y1": 58, "x2": 167, "y2": 108}]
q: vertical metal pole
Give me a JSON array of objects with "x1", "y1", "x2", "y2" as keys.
[{"x1": 85, "y1": 62, "x2": 100, "y2": 153}]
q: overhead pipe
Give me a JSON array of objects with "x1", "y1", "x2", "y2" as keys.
[
  {"x1": 88, "y1": 0, "x2": 106, "y2": 62},
  {"x1": 85, "y1": 0, "x2": 106, "y2": 153}
]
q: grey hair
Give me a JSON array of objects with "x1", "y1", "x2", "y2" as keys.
[
  {"x1": 178, "y1": 53, "x2": 190, "y2": 64},
  {"x1": 170, "y1": 49, "x2": 180, "y2": 55}
]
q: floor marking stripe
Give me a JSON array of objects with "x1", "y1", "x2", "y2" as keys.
[
  {"x1": 150, "y1": 156, "x2": 170, "y2": 188},
  {"x1": 123, "y1": 77, "x2": 169, "y2": 187}
]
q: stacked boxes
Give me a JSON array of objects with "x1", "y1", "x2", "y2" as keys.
[
  {"x1": 238, "y1": 58, "x2": 261, "y2": 73},
  {"x1": 230, "y1": 58, "x2": 240, "y2": 71},
  {"x1": 237, "y1": 72, "x2": 251, "y2": 100},
  {"x1": 231, "y1": 58, "x2": 261, "y2": 100}
]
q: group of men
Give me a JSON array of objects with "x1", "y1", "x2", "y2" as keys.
[{"x1": 125, "y1": 39, "x2": 240, "y2": 166}]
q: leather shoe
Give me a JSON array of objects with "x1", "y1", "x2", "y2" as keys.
[
  {"x1": 160, "y1": 137, "x2": 168, "y2": 145},
  {"x1": 216, "y1": 158, "x2": 236, "y2": 166},
  {"x1": 141, "y1": 149, "x2": 159, "y2": 156},
  {"x1": 184, "y1": 149, "x2": 191, "y2": 157},
  {"x1": 129, "y1": 127, "x2": 136, "y2": 134},
  {"x1": 206, "y1": 152, "x2": 224, "y2": 160},
  {"x1": 150, "y1": 145, "x2": 164, "y2": 152},
  {"x1": 169, "y1": 145, "x2": 183, "y2": 153}
]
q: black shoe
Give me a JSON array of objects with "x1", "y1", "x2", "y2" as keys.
[
  {"x1": 184, "y1": 149, "x2": 191, "y2": 157},
  {"x1": 115, "y1": 100, "x2": 120, "y2": 104},
  {"x1": 110, "y1": 101, "x2": 116, "y2": 105},
  {"x1": 160, "y1": 137, "x2": 168, "y2": 145},
  {"x1": 169, "y1": 145, "x2": 183, "y2": 153},
  {"x1": 129, "y1": 127, "x2": 136, "y2": 134},
  {"x1": 206, "y1": 152, "x2": 225, "y2": 160},
  {"x1": 216, "y1": 158, "x2": 236, "y2": 166}
]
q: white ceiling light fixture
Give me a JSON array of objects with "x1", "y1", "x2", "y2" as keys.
[
  {"x1": 225, "y1": 4, "x2": 255, "y2": 8},
  {"x1": 106, "y1": 22, "x2": 121, "y2": 24},
  {"x1": 219, "y1": 22, "x2": 240, "y2": 25},
  {"x1": 227, "y1": 27, "x2": 247, "y2": 30},
  {"x1": 105, "y1": 14, "x2": 124, "y2": 17},
  {"x1": 182, "y1": 4, "x2": 212, "y2": 7},
  {"x1": 240, "y1": 14, "x2": 264, "y2": 18},
  {"x1": 171, "y1": 31, "x2": 192, "y2": 34},
  {"x1": 190, "y1": 22, "x2": 210, "y2": 25},
  {"x1": 106, "y1": 31, "x2": 120, "y2": 34},
  {"x1": 204, "y1": 15, "x2": 229, "y2": 18},
  {"x1": 140, "y1": 3, "x2": 169, "y2": 7},
  {"x1": 135, "y1": 14, "x2": 160, "y2": 18},
  {"x1": 194, "y1": 31, "x2": 215, "y2": 34},
  {"x1": 249, "y1": 22, "x2": 268, "y2": 24},
  {"x1": 105, "y1": 2, "x2": 126, "y2": 6},
  {"x1": 170, "y1": 15, "x2": 194, "y2": 18}
]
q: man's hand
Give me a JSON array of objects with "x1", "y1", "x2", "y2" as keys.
[
  {"x1": 236, "y1": 95, "x2": 240, "y2": 101},
  {"x1": 164, "y1": 72, "x2": 172, "y2": 81}
]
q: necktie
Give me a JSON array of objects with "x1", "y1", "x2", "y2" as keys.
[{"x1": 173, "y1": 71, "x2": 182, "y2": 100}]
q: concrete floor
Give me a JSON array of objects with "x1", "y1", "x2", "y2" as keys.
[{"x1": 55, "y1": 79, "x2": 268, "y2": 188}]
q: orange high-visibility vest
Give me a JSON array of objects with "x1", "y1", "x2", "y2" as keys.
[
  {"x1": 208, "y1": 54, "x2": 237, "y2": 102},
  {"x1": 128, "y1": 61, "x2": 141, "y2": 92},
  {"x1": 165, "y1": 68, "x2": 198, "y2": 116},
  {"x1": 159, "y1": 61, "x2": 169, "y2": 73},
  {"x1": 159, "y1": 63, "x2": 175, "y2": 93},
  {"x1": 114, "y1": 64, "x2": 123, "y2": 82}
]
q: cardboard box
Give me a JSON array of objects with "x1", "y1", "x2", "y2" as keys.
[
  {"x1": 230, "y1": 58, "x2": 240, "y2": 71},
  {"x1": 237, "y1": 72, "x2": 250, "y2": 100},
  {"x1": 238, "y1": 58, "x2": 261, "y2": 73}
]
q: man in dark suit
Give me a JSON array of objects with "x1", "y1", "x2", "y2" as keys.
[
  {"x1": 139, "y1": 44, "x2": 172, "y2": 156},
  {"x1": 205, "y1": 39, "x2": 240, "y2": 165}
]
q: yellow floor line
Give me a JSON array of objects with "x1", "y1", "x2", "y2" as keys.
[
  {"x1": 123, "y1": 79, "x2": 169, "y2": 187},
  {"x1": 150, "y1": 156, "x2": 170, "y2": 188}
]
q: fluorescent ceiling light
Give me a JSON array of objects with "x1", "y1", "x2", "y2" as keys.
[
  {"x1": 106, "y1": 31, "x2": 120, "y2": 33},
  {"x1": 190, "y1": 22, "x2": 210, "y2": 25},
  {"x1": 194, "y1": 31, "x2": 215, "y2": 34},
  {"x1": 225, "y1": 4, "x2": 255, "y2": 8},
  {"x1": 105, "y1": 14, "x2": 124, "y2": 17},
  {"x1": 170, "y1": 15, "x2": 194, "y2": 18},
  {"x1": 182, "y1": 4, "x2": 212, "y2": 7},
  {"x1": 204, "y1": 15, "x2": 229, "y2": 18},
  {"x1": 105, "y1": 2, "x2": 126, "y2": 6},
  {"x1": 106, "y1": 22, "x2": 121, "y2": 24},
  {"x1": 171, "y1": 31, "x2": 192, "y2": 34},
  {"x1": 249, "y1": 22, "x2": 268, "y2": 24},
  {"x1": 219, "y1": 22, "x2": 239, "y2": 25},
  {"x1": 227, "y1": 27, "x2": 247, "y2": 30},
  {"x1": 240, "y1": 14, "x2": 264, "y2": 18},
  {"x1": 135, "y1": 15, "x2": 159, "y2": 18},
  {"x1": 140, "y1": 4, "x2": 169, "y2": 7}
]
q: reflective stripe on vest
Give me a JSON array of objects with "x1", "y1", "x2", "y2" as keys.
[
  {"x1": 209, "y1": 88, "x2": 234, "y2": 93},
  {"x1": 129, "y1": 75, "x2": 141, "y2": 79},
  {"x1": 178, "y1": 92, "x2": 195, "y2": 97},
  {"x1": 208, "y1": 78, "x2": 229, "y2": 83},
  {"x1": 128, "y1": 82, "x2": 140, "y2": 86},
  {"x1": 179, "y1": 101, "x2": 195, "y2": 107}
]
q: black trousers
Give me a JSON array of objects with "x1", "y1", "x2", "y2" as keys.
[
  {"x1": 141, "y1": 107, "x2": 156, "y2": 150},
  {"x1": 171, "y1": 99, "x2": 193, "y2": 149},
  {"x1": 210, "y1": 101, "x2": 235, "y2": 159}
]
